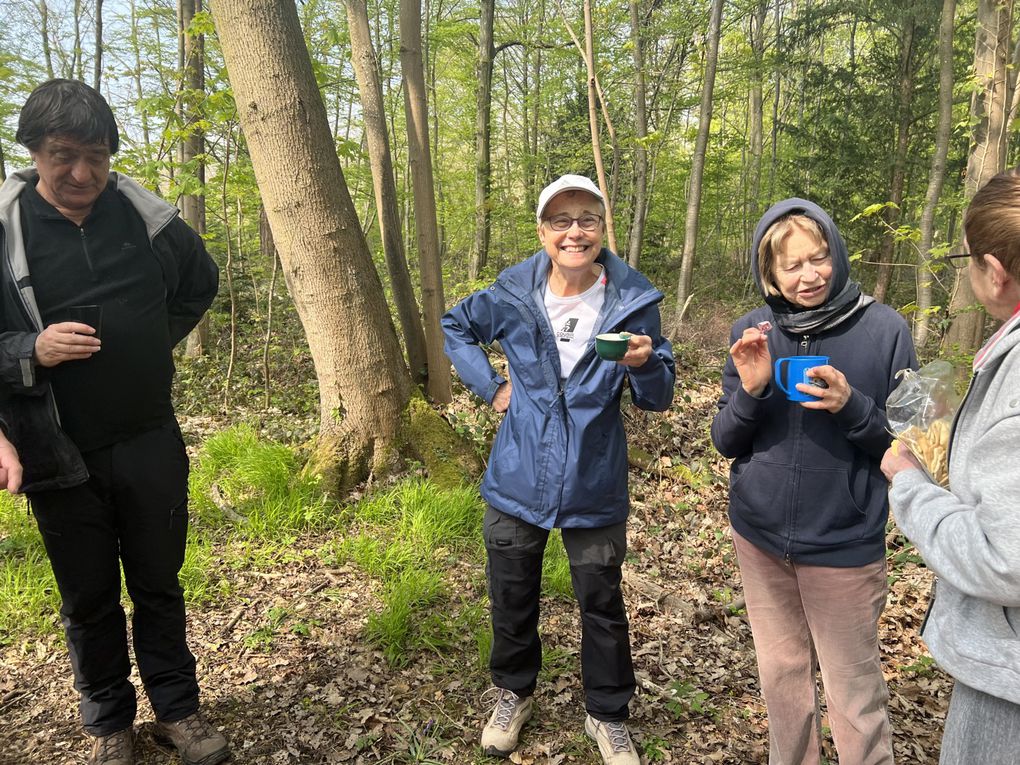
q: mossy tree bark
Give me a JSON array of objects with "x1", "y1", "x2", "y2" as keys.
[{"x1": 211, "y1": 0, "x2": 466, "y2": 495}]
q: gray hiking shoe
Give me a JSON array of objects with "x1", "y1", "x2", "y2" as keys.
[
  {"x1": 154, "y1": 711, "x2": 230, "y2": 765},
  {"x1": 88, "y1": 728, "x2": 134, "y2": 765},
  {"x1": 480, "y1": 688, "x2": 534, "y2": 757},
  {"x1": 585, "y1": 714, "x2": 640, "y2": 765}
]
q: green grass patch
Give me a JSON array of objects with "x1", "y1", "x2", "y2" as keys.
[
  {"x1": 189, "y1": 424, "x2": 335, "y2": 534},
  {"x1": 542, "y1": 530, "x2": 574, "y2": 599},
  {"x1": 335, "y1": 480, "x2": 486, "y2": 666},
  {"x1": 0, "y1": 493, "x2": 61, "y2": 644}
]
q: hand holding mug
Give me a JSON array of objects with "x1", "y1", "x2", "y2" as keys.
[{"x1": 34, "y1": 322, "x2": 101, "y2": 368}]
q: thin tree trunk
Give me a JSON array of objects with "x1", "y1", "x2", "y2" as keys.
[
  {"x1": 914, "y1": 0, "x2": 957, "y2": 348},
  {"x1": 747, "y1": 0, "x2": 767, "y2": 262},
  {"x1": 211, "y1": 0, "x2": 415, "y2": 493},
  {"x1": 38, "y1": 1, "x2": 54, "y2": 79},
  {"x1": 345, "y1": 0, "x2": 429, "y2": 385},
  {"x1": 581, "y1": 0, "x2": 617, "y2": 252},
  {"x1": 73, "y1": 0, "x2": 83, "y2": 80},
  {"x1": 179, "y1": 0, "x2": 210, "y2": 358},
  {"x1": 129, "y1": 0, "x2": 151, "y2": 152},
  {"x1": 944, "y1": 0, "x2": 1012, "y2": 354},
  {"x1": 626, "y1": 0, "x2": 648, "y2": 268},
  {"x1": 93, "y1": 0, "x2": 104, "y2": 90},
  {"x1": 400, "y1": 0, "x2": 453, "y2": 404},
  {"x1": 675, "y1": 0, "x2": 724, "y2": 323},
  {"x1": 873, "y1": 14, "x2": 916, "y2": 304},
  {"x1": 469, "y1": 0, "x2": 495, "y2": 280},
  {"x1": 261, "y1": 207, "x2": 280, "y2": 410},
  {"x1": 221, "y1": 132, "x2": 236, "y2": 406}
]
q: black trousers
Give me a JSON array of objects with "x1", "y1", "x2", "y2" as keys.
[
  {"x1": 483, "y1": 506, "x2": 635, "y2": 721},
  {"x1": 29, "y1": 421, "x2": 199, "y2": 735}
]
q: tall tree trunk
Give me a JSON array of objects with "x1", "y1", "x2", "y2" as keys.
[
  {"x1": 73, "y1": 0, "x2": 83, "y2": 80},
  {"x1": 400, "y1": 0, "x2": 453, "y2": 404},
  {"x1": 747, "y1": 0, "x2": 767, "y2": 263},
  {"x1": 914, "y1": 0, "x2": 957, "y2": 348},
  {"x1": 345, "y1": 0, "x2": 429, "y2": 386},
  {"x1": 129, "y1": 0, "x2": 151, "y2": 152},
  {"x1": 943, "y1": 0, "x2": 1012, "y2": 354},
  {"x1": 469, "y1": 0, "x2": 495, "y2": 281},
  {"x1": 93, "y1": 0, "x2": 104, "y2": 90},
  {"x1": 179, "y1": 0, "x2": 210, "y2": 358},
  {"x1": 38, "y1": 1, "x2": 54, "y2": 79},
  {"x1": 626, "y1": 0, "x2": 648, "y2": 268},
  {"x1": 210, "y1": 0, "x2": 416, "y2": 493},
  {"x1": 581, "y1": 0, "x2": 617, "y2": 252},
  {"x1": 872, "y1": 13, "x2": 916, "y2": 304},
  {"x1": 675, "y1": 0, "x2": 724, "y2": 323}
]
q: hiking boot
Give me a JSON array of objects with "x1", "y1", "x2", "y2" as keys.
[
  {"x1": 585, "y1": 714, "x2": 640, "y2": 765},
  {"x1": 480, "y1": 688, "x2": 534, "y2": 757},
  {"x1": 88, "y1": 729, "x2": 134, "y2": 765},
  {"x1": 154, "y1": 712, "x2": 230, "y2": 765}
]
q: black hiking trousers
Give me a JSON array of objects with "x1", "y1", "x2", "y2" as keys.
[
  {"x1": 483, "y1": 505, "x2": 635, "y2": 722},
  {"x1": 29, "y1": 420, "x2": 200, "y2": 736}
]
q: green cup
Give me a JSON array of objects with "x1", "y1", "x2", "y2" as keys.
[{"x1": 595, "y1": 332, "x2": 632, "y2": 360}]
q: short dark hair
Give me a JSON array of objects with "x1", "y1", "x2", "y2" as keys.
[
  {"x1": 965, "y1": 168, "x2": 1020, "y2": 282},
  {"x1": 15, "y1": 79, "x2": 119, "y2": 154}
]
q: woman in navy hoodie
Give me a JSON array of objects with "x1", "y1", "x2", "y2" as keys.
[{"x1": 711, "y1": 200, "x2": 916, "y2": 764}]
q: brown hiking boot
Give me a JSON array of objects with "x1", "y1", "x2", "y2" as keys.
[
  {"x1": 154, "y1": 712, "x2": 230, "y2": 765},
  {"x1": 88, "y1": 729, "x2": 134, "y2": 765}
]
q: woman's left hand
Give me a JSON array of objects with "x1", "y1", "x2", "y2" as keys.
[
  {"x1": 796, "y1": 364, "x2": 851, "y2": 413},
  {"x1": 881, "y1": 443, "x2": 923, "y2": 482},
  {"x1": 617, "y1": 334, "x2": 653, "y2": 368}
]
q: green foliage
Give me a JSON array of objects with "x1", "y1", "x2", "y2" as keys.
[{"x1": 666, "y1": 680, "x2": 717, "y2": 720}]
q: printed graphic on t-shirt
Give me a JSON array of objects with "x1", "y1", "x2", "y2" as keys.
[{"x1": 557, "y1": 318, "x2": 579, "y2": 342}]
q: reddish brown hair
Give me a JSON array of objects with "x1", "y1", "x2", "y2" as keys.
[{"x1": 965, "y1": 168, "x2": 1020, "y2": 281}]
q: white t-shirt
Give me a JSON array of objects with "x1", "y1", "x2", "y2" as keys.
[{"x1": 544, "y1": 267, "x2": 607, "y2": 379}]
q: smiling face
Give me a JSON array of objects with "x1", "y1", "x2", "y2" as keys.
[
  {"x1": 537, "y1": 190, "x2": 605, "y2": 276},
  {"x1": 30, "y1": 134, "x2": 111, "y2": 223},
  {"x1": 773, "y1": 223, "x2": 833, "y2": 308}
]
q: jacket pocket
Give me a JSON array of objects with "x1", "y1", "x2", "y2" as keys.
[
  {"x1": 729, "y1": 457, "x2": 791, "y2": 538},
  {"x1": 794, "y1": 465, "x2": 866, "y2": 543}
]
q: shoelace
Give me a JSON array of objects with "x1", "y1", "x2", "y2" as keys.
[
  {"x1": 604, "y1": 721, "x2": 632, "y2": 753},
  {"x1": 95, "y1": 731, "x2": 130, "y2": 759},
  {"x1": 481, "y1": 688, "x2": 521, "y2": 731},
  {"x1": 170, "y1": 714, "x2": 214, "y2": 742}
]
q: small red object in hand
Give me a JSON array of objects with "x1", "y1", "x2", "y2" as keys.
[{"x1": 756, "y1": 320, "x2": 773, "y2": 334}]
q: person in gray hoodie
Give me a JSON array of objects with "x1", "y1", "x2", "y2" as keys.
[
  {"x1": 712, "y1": 199, "x2": 916, "y2": 764},
  {"x1": 882, "y1": 169, "x2": 1020, "y2": 765}
]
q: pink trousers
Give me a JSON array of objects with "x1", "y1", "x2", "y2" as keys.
[{"x1": 732, "y1": 530, "x2": 894, "y2": 765}]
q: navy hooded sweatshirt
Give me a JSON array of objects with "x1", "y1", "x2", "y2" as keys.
[{"x1": 711, "y1": 199, "x2": 917, "y2": 566}]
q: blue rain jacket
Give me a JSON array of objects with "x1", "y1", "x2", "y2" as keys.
[{"x1": 443, "y1": 248, "x2": 675, "y2": 529}]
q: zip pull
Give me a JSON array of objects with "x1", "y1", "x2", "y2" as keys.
[{"x1": 800, "y1": 334, "x2": 809, "y2": 351}]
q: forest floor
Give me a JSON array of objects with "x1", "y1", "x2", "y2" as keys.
[{"x1": 0, "y1": 331, "x2": 951, "y2": 764}]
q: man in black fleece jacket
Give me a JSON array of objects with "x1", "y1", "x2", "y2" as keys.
[{"x1": 0, "y1": 79, "x2": 227, "y2": 765}]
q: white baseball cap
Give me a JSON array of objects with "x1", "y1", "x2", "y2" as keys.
[{"x1": 536, "y1": 174, "x2": 604, "y2": 223}]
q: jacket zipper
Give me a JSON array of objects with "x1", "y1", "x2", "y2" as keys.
[
  {"x1": 79, "y1": 228, "x2": 97, "y2": 279},
  {"x1": 785, "y1": 333, "x2": 812, "y2": 560}
]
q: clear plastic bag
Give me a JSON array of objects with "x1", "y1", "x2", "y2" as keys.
[{"x1": 885, "y1": 360, "x2": 964, "y2": 487}]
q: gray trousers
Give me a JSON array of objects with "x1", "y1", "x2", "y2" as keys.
[{"x1": 939, "y1": 681, "x2": 1020, "y2": 765}]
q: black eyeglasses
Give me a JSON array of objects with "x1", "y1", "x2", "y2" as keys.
[
  {"x1": 543, "y1": 213, "x2": 603, "y2": 232},
  {"x1": 934, "y1": 252, "x2": 973, "y2": 269}
]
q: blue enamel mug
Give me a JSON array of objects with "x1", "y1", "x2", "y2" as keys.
[{"x1": 774, "y1": 355, "x2": 829, "y2": 402}]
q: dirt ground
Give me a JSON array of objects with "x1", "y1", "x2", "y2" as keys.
[{"x1": 0, "y1": 369, "x2": 951, "y2": 764}]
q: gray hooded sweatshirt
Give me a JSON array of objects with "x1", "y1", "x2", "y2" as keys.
[{"x1": 890, "y1": 319, "x2": 1020, "y2": 704}]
